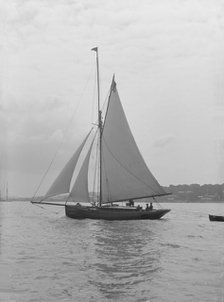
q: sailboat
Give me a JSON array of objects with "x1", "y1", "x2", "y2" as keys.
[
  {"x1": 0, "y1": 182, "x2": 8, "y2": 202},
  {"x1": 32, "y1": 48, "x2": 171, "y2": 220}
]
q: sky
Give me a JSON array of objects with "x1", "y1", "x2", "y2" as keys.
[{"x1": 1, "y1": 0, "x2": 224, "y2": 197}]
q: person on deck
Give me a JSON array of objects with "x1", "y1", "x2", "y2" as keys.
[
  {"x1": 129, "y1": 199, "x2": 134, "y2": 206},
  {"x1": 149, "y1": 202, "x2": 153, "y2": 210}
]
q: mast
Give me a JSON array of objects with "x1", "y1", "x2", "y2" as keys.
[{"x1": 92, "y1": 47, "x2": 103, "y2": 207}]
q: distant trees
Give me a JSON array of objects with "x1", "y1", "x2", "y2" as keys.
[{"x1": 163, "y1": 184, "x2": 224, "y2": 201}]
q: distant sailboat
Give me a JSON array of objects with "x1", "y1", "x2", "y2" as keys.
[
  {"x1": 32, "y1": 48, "x2": 171, "y2": 220},
  {"x1": 0, "y1": 182, "x2": 8, "y2": 201}
]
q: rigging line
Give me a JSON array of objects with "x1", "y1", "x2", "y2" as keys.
[
  {"x1": 65, "y1": 128, "x2": 97, "y2": 204},
  {"x1": 65, "y1": 127, "x2": 95, "y2": 205},
  {"x1": 31, "y1": 66, "x2": 95, "y2": 202},
  {"x1": 91, "y1": 68, "x2": 97, "y2": 125},
  {"x1": 88, "y1": 130, "x2": 99, "y2": 204},
  {"x1": 33, "y1": 203, "x2": 46, "y2": 210},
  {"x1": 31, "y1": 155, "x2": 57, "y2": 203},
  {"x1": 90, "y1": 61, "x2": 110, "y2": 125},
  {"x1": 101, "y1": 87, "x2": 111, "y2": 113},
  {"x1": 62, "y1": 65, "x2": 95, "y2": 141},
  {"x1": 91, "y1": 85, "x2": 111, "y2": 127},
  {"x1": 92, "y1": 130, "x2": 100, "y2": 203},
  {"x1": 102, "y1": 136, "x2": 163, "y2": 196},
  {"x1": 101, "y1": 148, "x2": 112, "y2": 202},
  {"x1": 152, "y1": 196, "x2": 163, "y2": 209},
  {"x1": 33, "y1": 202, "x2": 63, "y2": 214}
]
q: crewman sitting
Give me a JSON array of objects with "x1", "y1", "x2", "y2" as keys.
[{"x1": 129, "y1": 199, "x2": 134, "y2": 206}]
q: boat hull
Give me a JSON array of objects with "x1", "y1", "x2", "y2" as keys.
[
  {"x1": 65, "y1": 205, "x2": 170, "y2": 220},
  {"x1": 209, "y1": 214, "x2": 224, "y2": 222}
]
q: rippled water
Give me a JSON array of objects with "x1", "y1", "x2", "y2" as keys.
[{"x1": 0, "y1": 201, "x2": 224, "y2": 302}]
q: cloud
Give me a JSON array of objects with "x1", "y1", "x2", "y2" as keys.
[{"x1": 1, "y1": 0, "x2": 224, "y2": 195}]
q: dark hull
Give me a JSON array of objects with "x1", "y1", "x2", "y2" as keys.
[
  {"x1": 209, "y1": 214, "x2": 224, "y2": 222},
  {"x1": 65, "y1": 205, "x2": 170, "y2": 220}
]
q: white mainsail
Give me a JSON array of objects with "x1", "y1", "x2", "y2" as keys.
[
  {"x1": 101, "y1": 79, "x2": 167, "y2": 203},
  {"x1": 44, "y1": 130, "x2": 91, "y2": 198}
]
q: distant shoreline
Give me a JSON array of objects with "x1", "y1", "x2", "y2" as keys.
[{"x1": 2, "y1": 183, "x2": 224, "y2": 204}]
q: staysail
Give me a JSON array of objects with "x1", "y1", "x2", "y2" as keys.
[
  {"x1": 101, "y1": 79, "x2": 167, "y2": 203},
  {"x1": 69, "y1": 138, "x2": 94, "y2": 203},
  {"x1": 44, "y1": 130, "x2": 92, "y2": 199}
]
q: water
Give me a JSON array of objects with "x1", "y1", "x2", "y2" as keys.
[{"x1": 0, "y1": 202, "x2": 224, "y2": 302}]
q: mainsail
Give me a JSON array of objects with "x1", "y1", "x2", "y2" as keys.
[{"x1": 101, "y1": 79, "x2": 167, "y2": 203}]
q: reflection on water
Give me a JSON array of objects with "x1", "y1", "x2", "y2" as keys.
[
  {"x1": 0, "y1": 202, "x2": 224, "y2": 302},
  {"x1": 89, "y1": 221, "x2": 161, "y2": 300}
]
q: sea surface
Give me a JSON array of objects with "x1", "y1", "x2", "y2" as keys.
[{"x1": 0, "y1": 201, "x2": 224, "y2": 302}]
